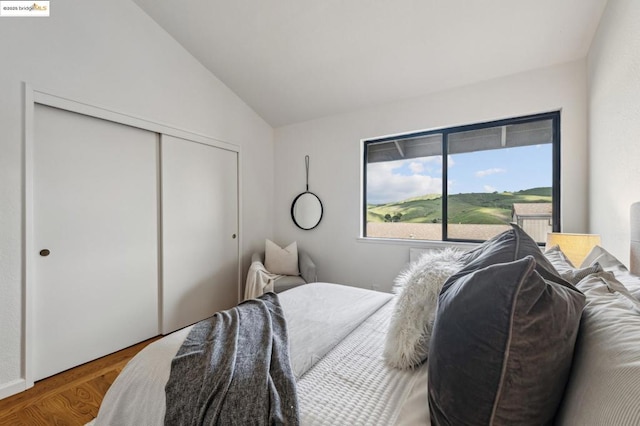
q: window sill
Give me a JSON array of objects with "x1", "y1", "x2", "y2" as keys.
[{"x1": 356, "y1": 236, "x2": 479, "y2": 250}]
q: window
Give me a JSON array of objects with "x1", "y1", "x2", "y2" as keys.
[{"x1": 363, "y1": 112, "x2": 560, "y2": 244}]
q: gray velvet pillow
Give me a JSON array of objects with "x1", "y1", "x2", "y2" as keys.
[
  {"x1": 453, "y1": 223, "x2": 564, "y2": 286},
  {"x1": 428, "y1": 255, "x2": 586, "y2": 426}
]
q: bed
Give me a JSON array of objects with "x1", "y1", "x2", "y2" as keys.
[{"x1": 94, "y1": 218, "x2": 640, "y2": 425}]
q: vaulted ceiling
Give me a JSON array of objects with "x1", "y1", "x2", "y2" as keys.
[{"x1": 132, "y1": 0, "x2": 607, "y2": 127}]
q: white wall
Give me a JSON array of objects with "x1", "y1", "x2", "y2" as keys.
[
  {"x1": 588, "y1": 0, "x2": 640, "y2": 267},
  {"x1": 0, "y1": 0, "x2": 274, "y2": 396},
  {"x1": 274, "y1": 60, "x2": 588, "y2": 292}
]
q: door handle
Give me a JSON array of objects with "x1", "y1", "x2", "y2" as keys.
[{"x1": 40, "y1": 249, "x2": 51, "y2": 257}]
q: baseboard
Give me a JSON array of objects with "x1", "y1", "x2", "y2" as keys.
[{"x1": 0, "y1": 378, "x2": 27, "y2": 400}]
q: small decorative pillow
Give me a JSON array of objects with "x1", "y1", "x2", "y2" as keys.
[
  {"x1": 265, "y1": 240, "x2": 299, "y2": 275},
  {"x1": 560, "y1": 263, "x2": 603, "y2": 284},
  {"x1": 544, "y1": 245, "x2": 603, "y2": 284},
  {"x1": 384, "y1": 248, "x2": 464, "y2": 370},
  {"x1": 580, "y1": 245, "x2": 640, "y2": 301}
]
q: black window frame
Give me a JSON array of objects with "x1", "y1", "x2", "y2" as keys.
[{"x1": 362, "y1": 111, "x2": 561, "y2": 243}]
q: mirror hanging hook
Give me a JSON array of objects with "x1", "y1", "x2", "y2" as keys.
[{"x1": 305, "y1": 155, "x2": 310, "y2": 191}]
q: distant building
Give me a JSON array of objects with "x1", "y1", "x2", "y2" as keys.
[{"x1": 512, "y1": 203, "x2": 552, "y2": 243}]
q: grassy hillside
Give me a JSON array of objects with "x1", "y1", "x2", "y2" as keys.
[{"x1": 368, "y1": 187, "x2": 551, "y2": 224}]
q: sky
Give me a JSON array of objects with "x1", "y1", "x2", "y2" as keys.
[{"x1": 367, "y1": 144, "x2": 552, "y2": 204}]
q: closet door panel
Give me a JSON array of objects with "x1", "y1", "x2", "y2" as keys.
[
  {"x1": 161, "y1": 135, "x2": 239, "y2": 334},
  {"x1": 33, "y1": 104, "x2": 159, "y2": 381}
]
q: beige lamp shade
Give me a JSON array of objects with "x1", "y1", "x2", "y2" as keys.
[{"x1": 545, "y1": 233, "x2": 602, "y2": 267}]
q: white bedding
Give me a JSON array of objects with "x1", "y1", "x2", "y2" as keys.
[
  {"x1": 281, "y1": 282, "x2": 393, "y2": 378},
  {"x1": 96, "y1": 283, "x2": 429, "y2": 426},
  {"x1": 297, "y1": 300, "x2": 430, "y2": 425}
]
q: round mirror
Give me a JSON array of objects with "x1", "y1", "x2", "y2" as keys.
[{"x1": 291, "y1": 191, "x2": 323, "y2": 230}]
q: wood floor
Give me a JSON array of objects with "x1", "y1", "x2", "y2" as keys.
[{"x1": 0, "y1": 337, "x2": 160, "y2": 426}]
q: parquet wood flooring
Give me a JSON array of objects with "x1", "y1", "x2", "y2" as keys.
[{"x1": 0, "y1": 336, "x2": 160, "y2": 426}]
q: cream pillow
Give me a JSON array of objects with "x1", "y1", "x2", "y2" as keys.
[{"x1": 265, "y1": 240, "x2": 299, "y2": 275}]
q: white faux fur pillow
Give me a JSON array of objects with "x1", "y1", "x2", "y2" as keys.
[
  {"x1": 384, "y1": 248, "x2": 464, "y2": 369},
  {"x1": 265, "y1": 239, "x2": 299, "y2": 275}
]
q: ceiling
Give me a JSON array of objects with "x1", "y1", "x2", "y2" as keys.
[{"x1": 132, "y1": 0, "x2": 607, "y2": 128}]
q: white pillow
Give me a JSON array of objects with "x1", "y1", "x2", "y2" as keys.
[
  {"x1": 384, "y1": 248, "x2": 463, "y2": 370},
  {"x1": 265, "y1": 240, "x2": 299, "y2": 276},
  {"x1": 555, "y1": 272, "x2": 640, "y2": 425},
  {"x1": 544, "y1": 245, "x2": 575, "y2": 272},
  {"x1": 581, "y1": 244, "x2": 629, "y2": 272}
]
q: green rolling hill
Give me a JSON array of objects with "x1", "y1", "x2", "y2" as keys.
[{"x1": 367, "y1": 187, "x2": 551, "y2": 224}]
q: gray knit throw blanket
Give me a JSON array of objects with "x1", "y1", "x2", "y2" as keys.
[{"x1": 164, "y1": 292, "x2": 299, "y2": 425}]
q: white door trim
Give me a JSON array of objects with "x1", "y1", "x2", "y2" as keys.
[{"x1": 22, "y1": 83, "x2": 242, "y2": 392}]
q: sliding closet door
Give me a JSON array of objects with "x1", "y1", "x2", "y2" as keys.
[
  {"x1": 161, "y1": 135, "x2": 239, "y2": 334},
  {"x1": 32, "y1": 104, "x2": 159, "y2": 381}
]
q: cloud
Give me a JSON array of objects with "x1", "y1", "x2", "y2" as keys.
[
  {"x1": 483, "y1": 185, "x2": 497, "y2": 193},
  {"x1": 367, "y1": 160, "x2": 442, "y2": 204},
  {"x1": 409, "y1": 162, "x2": 424, "y2": 173},
  {"x1": 475, "y1": 168, "x2": 506, "y2": 178},
  {"x1": 420, "y1": 155, "x2": 455, "y2": 167}
]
